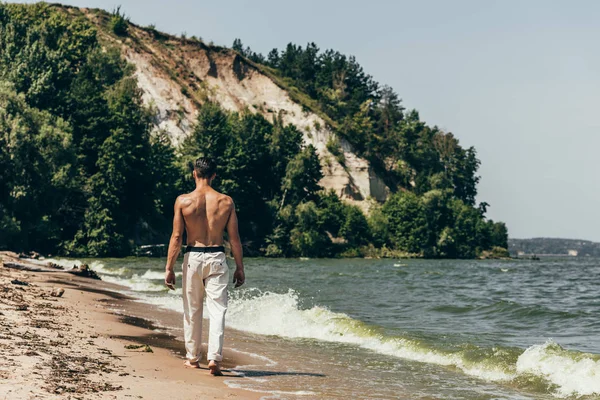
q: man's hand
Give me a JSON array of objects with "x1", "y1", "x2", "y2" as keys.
[
  {"x1": 233, "y1": 269, "x2": 245, "y2": 288},
  {"x1": 165, "y1": 270, "x2": 176, "y2": 290}
]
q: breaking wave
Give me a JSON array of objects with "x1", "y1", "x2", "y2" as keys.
[{"x1": 225, "y1": 289, "x2": 600, "y2": 398}]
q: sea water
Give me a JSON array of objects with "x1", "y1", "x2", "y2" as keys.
[{"x1": 48, "y1": 257, "x2": 600, "y2": 399}]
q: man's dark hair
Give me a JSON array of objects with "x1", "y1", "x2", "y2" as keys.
[{"x1": 193, "y1": 157, "x2": 217, "y2": 179}]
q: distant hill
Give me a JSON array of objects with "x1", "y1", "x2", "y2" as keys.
[{"x1": 508, "y1": 238, "x2": 600, "y2": 257}]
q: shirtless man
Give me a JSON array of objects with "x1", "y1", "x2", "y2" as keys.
[{"x1": 164, "y1": 157, "x2": 245, "y2": 376}]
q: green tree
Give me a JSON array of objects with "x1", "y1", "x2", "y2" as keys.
[
  {"x1": 267, "y1": 49, "x2": 280, "y2": 68},
  {"x1": 367, "y1": 202, "x2": 390, "y2": 248},
  {"x1": 232, "y1": 36, "x2": 501, "y2": 259},
  {"x1": 436, "y1": 199, "x2": 482, "y2": 258},
  {"x1": 147, "y1": 131, "x2": 181, "y2": 241},
  {"x1": 316, "y1": 190, "x2": 346, "y2": 236},
  {"x1": 382, "y1": 191, "x2": 429, "y2": 254},
  {"x1": 66, "y1": 47, "x2": 130, "y2": 176},
  {"x1": 68, "y1": 77, "x2": 153, "y2": 256},
  {"x1": 232, "y1": 38, "x2": 244, "y2": 53},
  {"x1": 0, "y1": 82, "x2": 79, "y2": 252},
  {"x1": 289, "y1": 201, "x2": 330, "y2": 257},
  {"x1": 109, "y1": 6, "x2": 128, "y2": 36},
  {"x1": 0, "y1": 4, "x2": 97, "y2": 111},
  {"x1": 339, "y1": 205, "x2": 371, "y2": 247},
  {"x1": 281, "y1": 145, "x2": 323, "y2": 207},
  {"x1": 376, "y1": 85, "x2": 404, "y2": 136},
  {"x1": 490, "y1": 221, "x2": 509, "y2": 249},
  {"x1": 421, "y1": 189, "x2": 453, "y2": 257},
  {"x1": 267, "y1": 114, "x2": 303, "y2": 195},
  {"x1": 264, "y1": 204, "x2": 295, "y2": 257},
  {"x1": 179, "y1": 101, "x2": 231, "y2": 193},
  {"x1": 425, "y1": 131, "x2": 481, "y2": 205}
]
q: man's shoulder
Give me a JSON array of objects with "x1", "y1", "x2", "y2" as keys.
[
  {"x1": 217, "y1": 193, "x2": 234, "y2": 207},
  {"x1": 208, "y1": 190, "x2": 232, "y2": 209},
  {"x1": 175, "y1": 193, "x2": 194, "y2": 207}
]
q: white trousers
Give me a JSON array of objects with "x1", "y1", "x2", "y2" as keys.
[{"x1": 182, "y1": 251, "x2": 229, "y2": 362}]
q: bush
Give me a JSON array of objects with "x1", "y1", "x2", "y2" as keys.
[
  {"x1": 326, "y1": 136, "x2": 346, "y2": 166},
  {"x1": 339, "y1": 247, "x2": 361, "y2": 258},
  {"x1": 367, "y1": 203, "x2": 390, "y2": 247},
  {"x1": 289, "y1": 202, "x2": 330, "y2": 257},
  {"x1": 109, "y1": 6, "x2": 128, "y2": 36},
  {"x1": 265, "y1": 243, "x2": 284, "y2": 257},
  {"x1": 479, "y1": 246, "x2": 510, "y2": 259},
  {"x1": 290, "y1": 229, "x2": 327, "y2": 257},
  {"x1": 316, "y1": 190, "x2": 346, "y2": 236},
  {"x1": 357, "y1": 244, "x2": 415, "y2": 259},
  {"x1": 382, "y1": 192, "x2": 428, "y2": 254},
  {"x1": 339, "y1": 206, "x2": 370, "y2": 247},
  {"x1": 0, "y1": 83, "x2": 77, "y2": 253}
]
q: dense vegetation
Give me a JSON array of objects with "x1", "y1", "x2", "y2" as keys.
[
  {"x1": 0, "y1": 4, "x2": 174, "y2": 256},
  {"x1": 233, "y1": 40, "x2": 480, "y2": 204},
  {"x1": 0, "y1": 4, "x2": 508, "y2": 258}
]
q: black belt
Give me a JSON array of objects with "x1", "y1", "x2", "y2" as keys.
[{"x1": 184, "y1": 245, "x2": 225, "y2": 253}]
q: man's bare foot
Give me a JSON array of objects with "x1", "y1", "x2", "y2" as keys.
[
  {"x1": 208, "y1": 360, "x2": 223, "y2": 376},
  {"x1": 184, "y1": 360, "x2": 200, "y2": 369}
]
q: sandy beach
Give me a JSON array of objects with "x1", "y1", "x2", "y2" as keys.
[{"x1": 0, "y1": 252, "x2": 260, "y2": 400}]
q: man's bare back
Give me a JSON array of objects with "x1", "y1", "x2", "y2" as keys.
[
  {"x1": 165, "y1": 183, "x2": 245, "y2": 290},
  {"x1": 178, "y1": 186, "x2": 233, "y2": 247}
]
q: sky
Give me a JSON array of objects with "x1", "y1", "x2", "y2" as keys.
[{"x1": 15, "y1": 0, "x2": 600, "y2": 241}]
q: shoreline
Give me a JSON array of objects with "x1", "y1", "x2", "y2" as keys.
[
  {"x1": 0, "y1": 251, "x2": 261, "y2": 399},
  {"x1": 3, "y1": 252, "x2": 598, "y2": 399}
]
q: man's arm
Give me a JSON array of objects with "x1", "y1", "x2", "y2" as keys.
[
  {"x1": 165, "y1": 197, "x2": 185, "y2": 290},
  {"x1": 226, "y1": 201, "x2": 245, "y2": 287}
]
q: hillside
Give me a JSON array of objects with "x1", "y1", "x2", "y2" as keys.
[
  {"x1": 0, "y1": 3, "x2": 507, "y2": 258},
  {"x1": 509, "y1": 238, "x2": 600, "y2": 257},
  {"x1": 74, "y1": 6, "x2": 389, "y2": 211}
]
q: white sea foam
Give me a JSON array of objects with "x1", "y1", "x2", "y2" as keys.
[
  {"x1": 516, "y1": 340, "x2": 600, "y2": 397},
  {"x1": 137, "y1": 269, "x2": 182, "y2": 280},
  {"x1": 62, "y1": 263, "x2": 181, "y2": 293},
  {"x1": 222, "y1": 380, "x2": 316, "y2": 397},
  {"x1": 92, "y1": 268, "x2": 186, "y2": 313},
  {"x1": 90, "y1": 262, "x2": 126, "y2": 276},
  {"x1": 99, "y1": 269, "x2": 183, "y2": 292},
  {"x1": 226, "y1": 289, "x2": 600, "y2": 397},
  {"x1": 134, "y1": 291, "x2": 184, "y2": 313},
  {"x1": 101, "y1": 274, "x2": 166, "y2": 292},
  {"x1": 226, "y1": 289, "x2": 514, "y2": 382},
  {"x1": 229, "y1": 348, "x2": 278, "y2": 367}
]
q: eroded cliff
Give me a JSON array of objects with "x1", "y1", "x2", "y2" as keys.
[{"x1": 80, "y1": 8, "x2": 389, "y2": 211}]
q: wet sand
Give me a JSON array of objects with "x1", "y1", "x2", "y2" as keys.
[{"x1": 0, "y1": 252, "x2": 261, "y2": 400}]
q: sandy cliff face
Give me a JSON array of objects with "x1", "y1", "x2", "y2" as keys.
[{"x1": 92, "y1": 18, "x2": 389, "y2": 210}]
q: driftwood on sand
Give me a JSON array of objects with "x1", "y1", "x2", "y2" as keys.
[{"x1": 0, "y1": 252, "x2": 101, "y2": 280}]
